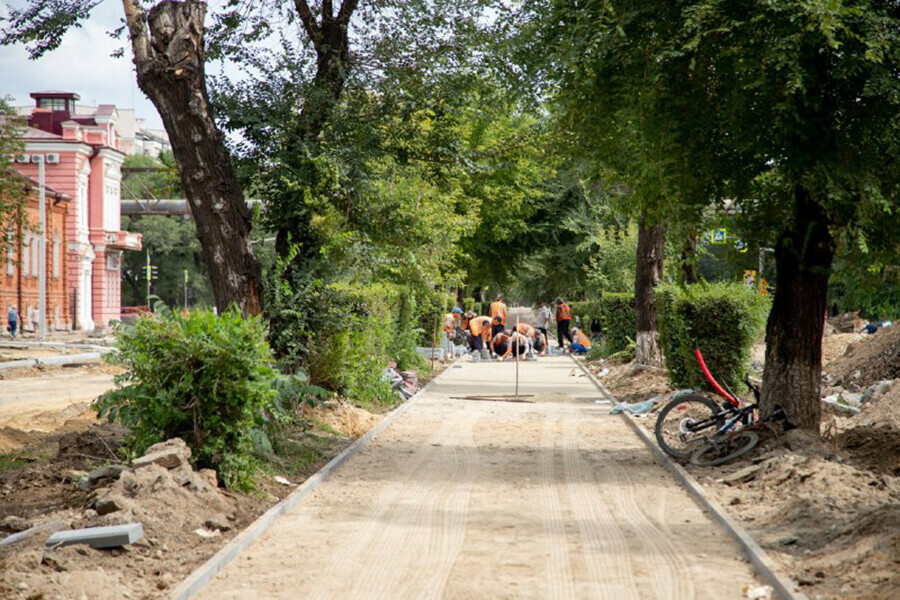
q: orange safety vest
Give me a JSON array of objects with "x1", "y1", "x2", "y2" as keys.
[
  {"x1": 492, "y1": 332, "x2": 510, "y2": 350},
  {"x1": 557, "y1": 302, "x2": 572, "y2": 322},
  {"x1": 574, "y1": 330, "x2": 591, "y2": 349},
  {"x1": 443, "y1": 313, "x2": 458, "y2": 333},
  {"x1": 469, "y1": 316, "x2": 492, "y2": 336},
  {"x1": 490, "y1": 301, "x2": 508, "y2": 325},
  {"x1": 515, "y1": 323, "x2": 535, "y2": 337}
]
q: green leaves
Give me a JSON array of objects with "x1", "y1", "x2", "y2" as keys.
[{"x1": 94, "y1": 308, "x2": 278, "y2": 491}]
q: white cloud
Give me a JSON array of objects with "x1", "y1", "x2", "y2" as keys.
[{"x1": 0, "y1": 2, "x2": 163, "y2": 128}]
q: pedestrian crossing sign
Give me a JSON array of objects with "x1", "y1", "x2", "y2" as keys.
[
  {"x1": 710, "y1": 228, "x2": 727, "y2": 244},
  {"x1": 734, "y1": 239, "x2": 748, "y2": 253}
]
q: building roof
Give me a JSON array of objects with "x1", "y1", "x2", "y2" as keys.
[
  {"x1": 30, "y1": 90, "x2": 81, "y2": 99},
  {"x1": 19, "y1": 175, "x2": 71, "y2": 200},
  {"x1": 20, "y1": 126, "x2": 62, "y2": 140},
  {"x1": 94, "y1": 104, "x2": 116, "y2": 117}
]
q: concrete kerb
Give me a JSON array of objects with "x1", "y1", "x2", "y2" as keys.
[
  {"x1": 0, "y1": 352, "x2": 105, "y2": 371},
  {"x1": 569, "y1": 355, "x2": 808, "y2": 600},
  {"x1": 170, "y1": 361, "x2": 457, "y2": 600}
]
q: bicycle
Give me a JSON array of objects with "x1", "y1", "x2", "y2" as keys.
[{"x1": 654, "y1": 347, "x2": 785, "y2": 466}]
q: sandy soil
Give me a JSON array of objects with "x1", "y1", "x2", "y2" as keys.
[
  {"x1": 599, "y1": 344, "x2": 900, "y2": 600},
  {"x1": 0, "y1": 368, "x2": 118, "y2": 452},
  {"x1": 199, "y1": 357, "x2": 762, "y2": 599}
]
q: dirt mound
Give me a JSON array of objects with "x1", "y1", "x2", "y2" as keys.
[
  {"x1": 833, "y1": 385, "x2": 900, "y2": 475},
  {"x1": 694, "y1": 448, "x2": 900, "y2": 599},
  {"x1": 303, "y1": 400, "x2": 381, "y2": 438},
  {"x1": 822, "y1": 332, "x2": 867, "y2": 370},
  {"x1": 828, "y1": 325, "x2": 900, "y2": 388},
  {"x1": 0, "y1": 440, "x2": 260, "y2": 599},
  {"x1": 595, "y1": 360, "x2": 672, "y2": 403},
  {"x1": 56, "y1": 423, "x2": 128, "y2": 462}
]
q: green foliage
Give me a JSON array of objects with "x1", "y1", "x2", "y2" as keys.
[
  {"x1": 600, "y1": 293, "x2": 635, "y2": 354},
  {"x1": 0, "y1": 97, "x2": 27, "y2": 241},
  {"x1": 463, "y1": 297, "x2": 476, "y2": 312},
  {"x1": 93, "y1": 308, "x2": 278, "y2": 491},
  {"x1": 656, "y1": 283, "x2": 769, "y2": 392}
]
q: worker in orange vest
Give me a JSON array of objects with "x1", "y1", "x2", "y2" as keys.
[
  {"x1": 468, "y1": 315, "x2": 492, "y2": 352},
  {"x1": 491, "y1": 329, "x2": 512, "y2": 360},
  {"x1": 490, "y1": 293, "x2": 508, "y2": 326},
  {"x1": 442, "y1": 308, "x2": 462, "y2": 334},
  {"x1": 556, "y1": 297, "x2": 574, "y2": 350},
  {"x1": 570, "y1": 327, "x2": 592, "y2": 355},
  {"x1": 515, "y1": 322, "x2": 546, "y2": 356}
]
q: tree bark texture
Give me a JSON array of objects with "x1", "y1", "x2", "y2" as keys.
[
  {"x1": 275, "y1": 0, "x2": 357, "y2": 257},
  {"x1": 122, "y1": 0, "x2": 261, "y2": 315},
  {"x1": 760, "y1": 187, "x2": 835, "y2": 431},
  {"x1": 634, "y1": 215, "x2": 666, "y2": 367}
]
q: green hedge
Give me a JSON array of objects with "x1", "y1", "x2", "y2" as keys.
[
  {"x1": 601, "y1": 292, "x2": 635, "y2": 353},
  {"x1": 656, "y1": 283, "x2": 769, "y2": 391}
]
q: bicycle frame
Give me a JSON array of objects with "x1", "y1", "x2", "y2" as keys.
[{"x1": 693, "y1": 347, "x2": 762, "y2": 436}]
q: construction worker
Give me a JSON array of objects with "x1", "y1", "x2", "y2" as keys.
[
  {"x1": 556, "y1": 297, "x2": 574, "y2": 350},
  {"x1": 490, "y1": 293, "x2": 508, "y2": 326},
  {"x1": 491, "y1": 315, "x2": 505, "y2": 339},
  {"x1": 468, "y1": 315, "x2": 492, "y2": 351},
  {"x1": 570, "y1": 327, "x2": 592, "y2": 355},
  {"x1": 443, "y1": 307, "x2": 463, "y2": 335},
  {"x1": 463, "y1": 309, "x2": 476, "y2": 332},
  {"x1": 491, "y1": 329, "x2": 512, "y2": 360},
  {"x1": 515, "y1": 322, "x2": 546, "y2": 356}
]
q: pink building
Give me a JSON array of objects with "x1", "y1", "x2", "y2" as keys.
[{"x1": 12, "y1": 91, "x2": 141, "y2": 331}]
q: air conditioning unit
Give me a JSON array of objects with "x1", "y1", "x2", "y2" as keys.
[
  {"x1": 45, "y1": 153, "x2": 60, "y2": 164},
  {"x1": 16, "y1": 154, "x2": 30, "y2": 163}
]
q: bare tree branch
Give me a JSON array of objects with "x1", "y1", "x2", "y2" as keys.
[
  {"x1": 323, "y1": 0, "x2": 333, "y2": 22},
  {"x1": 293, "y1": 0, "x2": 322, "y2": 47},
  {"x1": 337, "y1": 0, "x2": 358, "y2": 25},
  {"x1": 121, "y1": 0, "x2": 151, "y2": 63}
]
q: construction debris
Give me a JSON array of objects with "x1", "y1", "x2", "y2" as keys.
[
  {"x1": 132, "y1": 438, "x2": 191, "y2": 470},
  {"x1": 45, "y1": 523, "x2": 144, "y2": 549}
]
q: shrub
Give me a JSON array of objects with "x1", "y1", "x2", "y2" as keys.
[
  {"x1": 600, "y1": 292, "x2": 635, "y2": 353},
  {"x1": 656, "y1": 283, "x2": 769, "y2": 391},
  {"x1": 568, "y1": 300, "x2": 603, "y2": 335},
  {"x1": 463, "y1": 297, "x2": 476, "y2": 312},
  {"x1": 94, "y1": 307, "x2": 278, "y2": 491}
]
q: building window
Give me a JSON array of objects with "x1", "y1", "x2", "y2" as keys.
[
  {"x1": 23, "y1": 230, "x2": 30, "y2": 277},
  {"x1": 5, "y1": 229, "x2": 12, "y2": 275},
  {"x1": 38, "y1": 98, "x2": 68, "y2": 111},
  {"x1": 52, "y1": 232, "x2": 60, "y2": 278},
  {"x1": 31, "y1": 229, "x2": 39, "y2": 277}
]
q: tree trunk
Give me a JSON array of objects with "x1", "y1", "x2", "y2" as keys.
[
  {"x1": 680, "y1": 232, "x2": 699, "y2": 284},
  {"x1": 122, "y1": 0, "x2": 261, "y2": 315},
  {"x1": 760, "y1": 186, "x2": 835, "y2": 431},
  {"x1": 634, "y1": 214, "x2": 666, "y2": 366}
]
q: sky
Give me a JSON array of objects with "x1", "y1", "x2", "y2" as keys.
[{"x1": 0, "y1": 2, "x2": 164, "y2": 129}]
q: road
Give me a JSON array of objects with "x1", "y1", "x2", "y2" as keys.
[
  {"x1": 198, "y1": 356, "x2": 761, "y2": 599},
  {"x1": 0, "y1": 369, "x2": 115, "y2": 432}
]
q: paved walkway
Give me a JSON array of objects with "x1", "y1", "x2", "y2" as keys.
[{"x1": 198, "y1": 357, "x2": 761, "y2": 599}]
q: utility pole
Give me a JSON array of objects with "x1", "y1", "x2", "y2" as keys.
[
  {"x1": 36, "y1": 155, "x2": 46, "y2": 341},
  {"x1": 183, "y1": 269, "x2": 189, "y2": 308},
  {"x1": 146, "y1": 251, "x2": 151, "y2": 309}
]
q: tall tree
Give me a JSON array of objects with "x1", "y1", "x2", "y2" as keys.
[
  {"x1": 525, "y1": 0, "x2": 900, "y2": 430},
  {"x1": 2, "y1": 0, "x2": 263, "y2": 314}
]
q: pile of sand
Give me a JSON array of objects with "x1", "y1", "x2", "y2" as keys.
[{"x1": 303, "y1": 400, "x2": 381, "y2": 438}]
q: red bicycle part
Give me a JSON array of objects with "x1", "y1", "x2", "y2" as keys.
[{"x1": 694, "y1": 348, "x2": 739, "y2": 407}]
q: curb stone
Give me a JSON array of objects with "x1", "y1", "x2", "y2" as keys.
[
  {"x1": 170, "y1": 361, "x2": 456, "y2": 599},
  {"x1": 569, "y1": 355, "x2": 808, "y2": 600}
]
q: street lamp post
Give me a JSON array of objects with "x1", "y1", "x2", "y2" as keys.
[{"x1": 35, "y1": 155, "x2": 47, "y2": 341}]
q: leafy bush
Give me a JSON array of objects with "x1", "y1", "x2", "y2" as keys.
[
  {"x1": 656, "y1": 283, "x2": 769, "y2": 391},
  {"x1": 600, "y1": 292, "x2": 635, "y2": 353},
  {"x1": 568, "y1": 300, "x2": 603, "y2": 334},
  {"x1": 463, "y1": 297, "x2": 476, "y2": 312},
  {"x1": 94, "y1": 307, "x2": 278, "y2": 491}
]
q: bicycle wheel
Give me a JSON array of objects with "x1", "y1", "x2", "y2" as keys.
[
  {"x1": 690, "y1": 431, "x2": 759, "y2": 467},
  {"x1": 654, "y1": 394, "x2": 723, "y2": 460}
]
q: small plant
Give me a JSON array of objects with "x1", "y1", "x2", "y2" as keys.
[{"x1": 94, "y1": 306, "x2": 278, "y2": 491}]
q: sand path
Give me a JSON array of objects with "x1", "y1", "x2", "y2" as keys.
[{"x1": 198, "y1": 356, "x2": 761, "y2": 599}]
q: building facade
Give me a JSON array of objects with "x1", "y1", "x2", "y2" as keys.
[
  {"x1": 1, "y1": 178, "x2": 71, "y2": 331},
  {"x1": 8, "y1": 91, "x2": 141, "y2": 331}
]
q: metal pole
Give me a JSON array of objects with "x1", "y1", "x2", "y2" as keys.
[
  {"x1": 431, "y1": 314, "x2": 438, "y2": 370},
  {"x1": 37, "y1": 155, "x2": 46, "y2": 340},
  {"x1": 515, "y1": 314, "x2": 519, "y2": 399},
  {"x1": 146, "y1": 251, "x2": 151, "y2": 309},
  {"x1": 183, "y1": 269, "x2": 188, "y2": 308}
]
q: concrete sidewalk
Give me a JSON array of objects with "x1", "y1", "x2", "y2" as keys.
[{"x1": 196, "y1": 356, "x2": 762, "y2": 599}]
